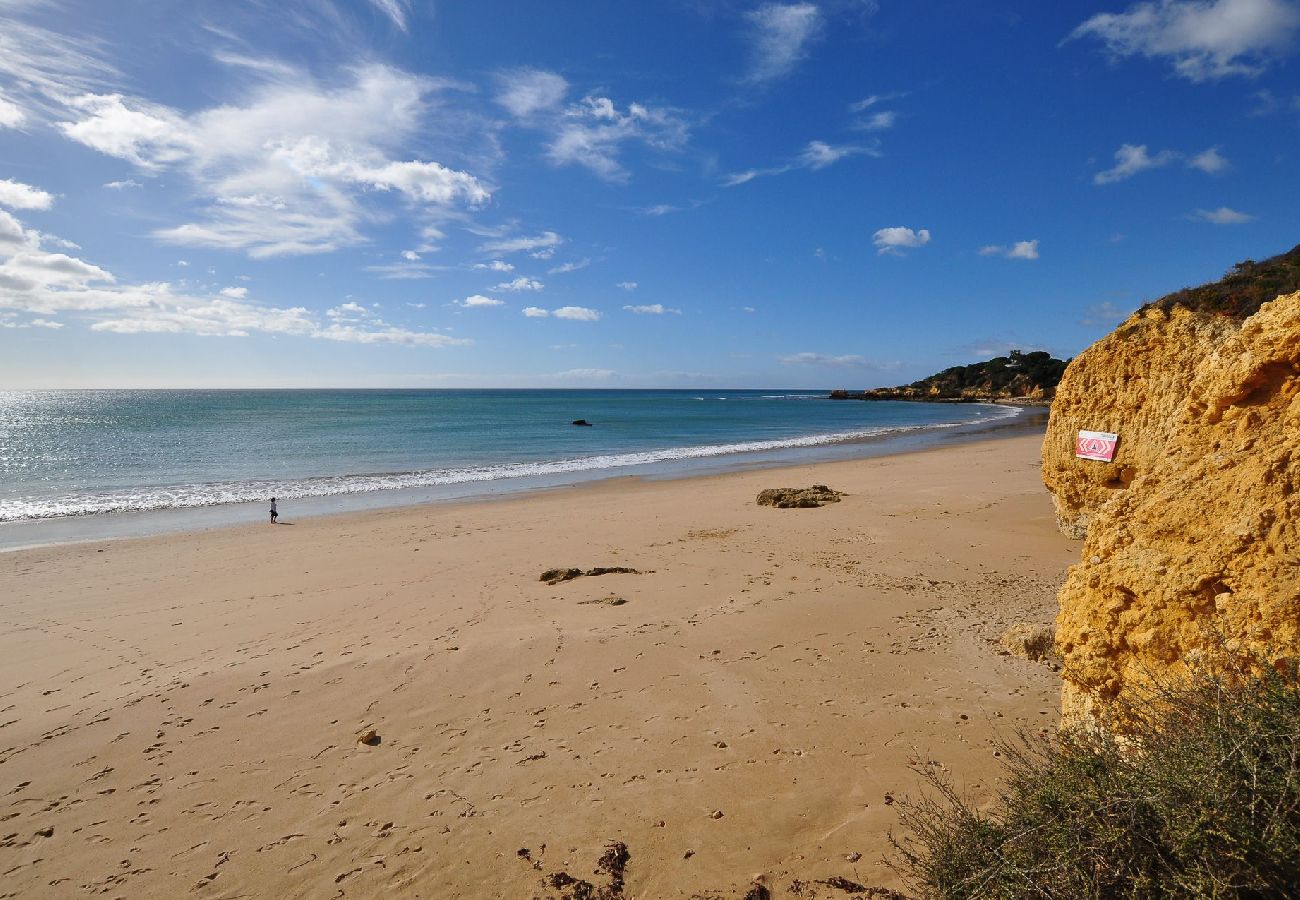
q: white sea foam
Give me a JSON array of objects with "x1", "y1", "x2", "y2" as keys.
[{"x1": 0, "y1": 411, "x2": 1019, "y2": 522}]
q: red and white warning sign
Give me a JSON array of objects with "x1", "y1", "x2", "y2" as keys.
[{"x1": 1075, "y1": 430, "x2": 1118, "y2": 462}]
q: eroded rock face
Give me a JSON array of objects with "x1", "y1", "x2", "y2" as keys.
[
  {"x1": 1042, "y1": 305, "x2": 1240, "y2": 538},
  {"x1": 1047, "y1": 292, "x2": 1300, "y2": 726}
]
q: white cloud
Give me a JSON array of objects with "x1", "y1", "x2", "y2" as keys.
[
  {"x1": 219, "y1": 286, "x2": 248, "y2": 299},
  {"x1": 481, "y1": 231, "x2": 563, "y2": 255},
  {"x1": 1188, "y1": 146, "x2": 1230, "y2": 173},
  {"x1": 616, "y1": 281, "x2": 638, "y2": 291},
  {"x1": 401, "y1": 249, "x2": 421, "y2": 261},
  {"x1": 0, "y1": 207, "x2": 467, "y2": 347},
  {"x1": 742, "y1": 306, "x2": 756, "y2": 313},
  {"x1": 980, "y1": 239, "x2": 1040, "y2": 260},
  {"x1": 1187, "y1": 206, "x2": 1256, "y2": 223},
  {"x1": 494, "y1": 276, "x2": 543, "y2": 292},
  {"x1": 546, "y1": 95, "x2": 689, "y2": 182},
  {"x1": 29, "y1": 317, "x2": 62, "y2": 329},
  {"x1": 1069, "y1": 0, "x2": 1300, "y2": 81},
  {"x1": 624, "y1": 303, "x2": 680, "y2": 315},
  {"x1": 743, "y1": 3, "x2": 824, "y2": 84},
  {"x1": 456, "y1": 294, "x2": 504, "y2": 308},
  {"x1": 553, "y1": 306, "x2": 601, "y2": 321},
  {"x1": 367, "y1": 0, "x2": 411, "y2": 31},
  {"x1": 57, "y1": 66, "x2": 490, "y2": 258},
  {"x1": 473, "y1": 260, "x2": 514, "y2": 272},
  {"x1": 0, "y1": 179, "x2": 54, "y2": 211},
  {"x1": 1094, "y1": 143, "x2": 1178, "y2": 183},
  {"x1": 548, "y1": 258, "x2": 590, "y2": 274},
  {"x1": 522, "y1": 306, "x2": 550, "y2": 317},
  {"x1": 779, "y1": 352, "x2": 884, "y2": 369},
  {"x1": 873, "y1": 226, "x2": 931, "y2": 255},
  {"x1": 104, "y1": 179, "x2": 142, "y2": 190},
  {"x1": 495, "y1": 68, "x2": 569, "y2": 118},
  {"x1": 0, "y1": 94, "x2": 25, "y2": 129}
]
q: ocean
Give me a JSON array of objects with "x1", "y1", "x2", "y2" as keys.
[{"x1": 0, "y1": 389, "x2": 1024, "y2": 548}]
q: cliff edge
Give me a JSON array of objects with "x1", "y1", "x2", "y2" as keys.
[{"x1": 1043, "y1": 244, "x2": 1300, "y2": 726}]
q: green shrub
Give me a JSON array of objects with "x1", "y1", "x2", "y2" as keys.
[{"x1": 891, "y1": 662, "x2": 1300, "y2": 898}]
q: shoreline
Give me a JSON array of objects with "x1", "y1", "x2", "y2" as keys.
[
  {"x1": 0, "y1": 431, "x2": 1076, "y2": 896},
  {"x1": 0, "y1": 405, "x2": 1045, "y2": 553}
]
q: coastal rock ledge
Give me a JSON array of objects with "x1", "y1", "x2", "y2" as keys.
[{"x1": 1044, "y1": 285, "x2": 1300, "y2": 727}]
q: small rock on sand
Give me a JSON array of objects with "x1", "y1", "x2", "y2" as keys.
[{"x1": 999, "y1": 623, "x2": 1057, "y2": 662}]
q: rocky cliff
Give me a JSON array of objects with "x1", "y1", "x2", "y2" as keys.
[{"x1": 1044, "y1": 244, "x2": 1300, "y2": 726}]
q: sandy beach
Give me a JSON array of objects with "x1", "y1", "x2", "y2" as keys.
[{"x1": 0, "y1": 433, "x2": 1077, "y2": 898}]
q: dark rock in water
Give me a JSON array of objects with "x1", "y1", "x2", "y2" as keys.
[
  {"x1": 756, "y1": 485, "x2": 844, "y2": 508},
  {"x1": 572, "y1": 419, "x2": 593, "y2": 426}
]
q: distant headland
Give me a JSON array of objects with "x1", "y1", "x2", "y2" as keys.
[{"x1": 830, "y1": 349, "x2": 1069, "y2": 404}]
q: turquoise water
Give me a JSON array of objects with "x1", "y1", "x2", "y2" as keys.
[{"x1": 0, "y1": 389, "x2": 1019, "y2": 526}]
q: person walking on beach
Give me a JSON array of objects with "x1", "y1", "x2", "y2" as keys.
[{"x1": 270, "y1": 497, "x2": 278, "y2": 524}]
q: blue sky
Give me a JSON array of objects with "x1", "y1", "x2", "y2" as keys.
[{"x1": 0, "y1": 0, "x2": 1297, "y2": 388}]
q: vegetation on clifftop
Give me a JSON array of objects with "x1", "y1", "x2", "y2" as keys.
[
  {"x1": 833, "y1": 350, "x2": 1068, "y2": 402},
  {"x1": 1148, "y1": 242, "x2": 1300, "y2": 320}
]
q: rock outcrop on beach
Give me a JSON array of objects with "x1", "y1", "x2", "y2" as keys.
[
  {"x1": 831, "y1": 349, "x2": 1067, "y2": 403},
  {"x1": 1044, "y1": 244, "x2": 1300, "y2": 727},
  {"x1": 756, "y1": 485, "x2": 843, "y2": 508}
]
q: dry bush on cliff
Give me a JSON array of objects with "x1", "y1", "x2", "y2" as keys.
[
  {"x1": 890, "y1": 660, "x2": 1300, "y2": 898},
  {"x1": 1148, "y1": 242, "x2": 1300, "y2": 320}
]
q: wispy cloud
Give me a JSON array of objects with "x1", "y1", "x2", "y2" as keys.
[
  {"x1": 494, "y1": 67, "x2": 569, "y2": 118},
  {"x1": 725, "y1": 139, "x2": 876, "y2": 186},
  {"x1": 481, "y1": 231, "x2": 563, "y2": 255},
  {"x1": 473, "y1": 260, "x2": 515, "y2": 272},
  {"x1": 1094, "y1": 142, "x2": 1233, "y2": 183},
  {"x1": 1187, "y1": 206, "x2": 1256, "y2": 224},
  {"x1": 494, "y1": 276, "x2": 543, "y2": 292},
  {"x1": 979, "y1": 239, "x2": 1039, "y2": 260},
  {"x1": 548, "y1": 258, "x2": 590, "y2": 274},
  {"x1": 624, "y1": 303, "x2": 680, "y2": 315},
  {"x1": 0, "y1": 93, "x2": 26, "y2": 129},
  {"x1": 798, "y1": 139, "x2": 876, "y2": 169},
  {"x1": 1094, "y1": 143, "x2": 1178, "y2": 183},
  {"x1": 1187, "y1": 146, "x2": 1230, "y2": 173},
  {"x1": 54, "y1": 66, "x2": 490, "y2": 258},
  {"x1": 616, "y1": 281, "x2": 638, "y2": 291},
  {"x1": 522, "y1": 305, "x2": 601, "y2": 321},
  {"x1": 103, "y1": 179, "x2": 142, "y2": 190},
  {"x1": 742, "y1": 3, "x2": 825, "y2": 84},
  {"x1": 779, "y1": 352, "x2": 891, "y2": 369},
  {"x1": 0, "y1": 203, "x2": 467, "y2": 346},
  {"x1": 1068, "y1": 0, "x2": 1300, "y2": 82},
  {"x1": 366, "y1": 0, "x2": 411, "y2": 31},
  {"x1": 873, "y1": 226, "x2": 931, "y2": 255},
  {"x1": 546, "y1": 95, "x2": 690, "y2": 182}
]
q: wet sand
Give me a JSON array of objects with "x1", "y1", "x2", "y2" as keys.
[{"x1": 0, "y1": 433, "x2": 1077, "y2": 898}]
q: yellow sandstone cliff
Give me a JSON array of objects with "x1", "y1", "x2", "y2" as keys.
[{"x1": 1044, "y1": 285, "x2": 1300, "y2": 726}]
